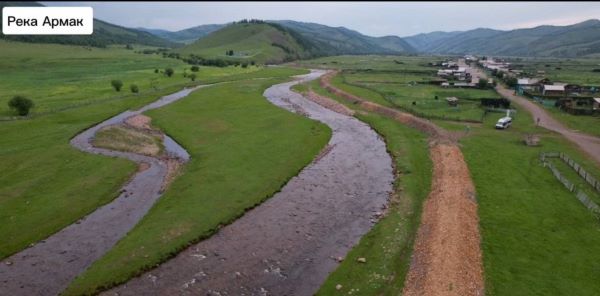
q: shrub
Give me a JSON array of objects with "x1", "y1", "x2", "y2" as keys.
[
  {"x1": 111, "y1": 80, "x2": 123, "y2": 92},
  {"x1": 8, "y1": 95, "x2": 34, "y2": 116},
  {"x1": 165, "y1": 68, "x2": 174, "y2": 77},
  {"x1": 154, "y1": 69, "x2": 159, "y2": 73},
  {"x1": 190, "y1": 66, "x2": 199, "y2": 72},
  {"x1": 478, "y1": 79, "x2": 489, "y2": 89},
  {"x1": 130, "y1": 84, "x2": 139, "y2": 93},
  {"x1": 189, "y1": 73, "x2": 197, "y2": 81},
  {"x1": 241, "y1": 62, "x2": 248, "y2": 68}
]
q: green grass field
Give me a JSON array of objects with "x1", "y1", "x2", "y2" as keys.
[
  {"x1": 0, "y1": 40, "x2": 260, "y2": 117},
  {"x1": 64, "y1": 77, "x2": 331, "y2": 295},
  {"x1": 461, "y1": 109, "x2": 600, "y2": 295},
  {"x1": 0, "y1": 40, "x2": 308, "y2": 260},
  {"x1": 505, "y1": 57, "x2": 600, "y2": 86}
]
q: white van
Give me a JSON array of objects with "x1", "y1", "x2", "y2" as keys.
[{"x1": 495, "y1": 116, "x2": 512, "y2": 129}]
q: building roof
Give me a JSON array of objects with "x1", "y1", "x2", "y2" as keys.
[
  {"x1": 543, "y1": 85, "x2": 565, "y2": 91},
  {"x1": 518, "y1": 78, "x2": 540, "y2": 85},
  {"x1": 594, "y1": 98, "x2": 600, "y2": 104}
]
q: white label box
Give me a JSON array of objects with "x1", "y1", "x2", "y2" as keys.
[{"x1": 2, "y1": 7, "x2": 93, "y2": 35}]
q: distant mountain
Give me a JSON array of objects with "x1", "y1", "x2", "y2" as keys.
[
  {"x1": 137, "y1": 24, "x2": 227, "y2": 44},
  {"x1": 272, "y1": 20, "x2": 416, "y2": 55},
  {"x1": 404, "y1": 19, "x2": 600, "y2": 57},
  {"x1": 0, "y1": 1, "x2": 178, "y2": 48},
  {"x1": 178, "y1": 21, "x2": 312, "y2": 64}
]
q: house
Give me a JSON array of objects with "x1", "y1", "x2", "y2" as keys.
[
  {"x1": 542, "y1": 84, "x2": 565, "y2": 96},
  {"x1": 517, "y1": 78, "x2": 542, "y2": 92}
]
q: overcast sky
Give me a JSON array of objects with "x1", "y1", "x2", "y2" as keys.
[{"x1": 42, "y1": 2, "x2": 600, "y2": 37}]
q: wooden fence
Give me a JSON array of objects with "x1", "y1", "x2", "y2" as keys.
[{"x1": 540, "y1": 152, "x2": 600, "y2": 215}]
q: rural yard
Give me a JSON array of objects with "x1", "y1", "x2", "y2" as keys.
[{"x1": 2, "y1": 2, "x2": 600, "y2": 296}]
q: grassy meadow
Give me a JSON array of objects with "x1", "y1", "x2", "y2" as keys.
[{"x1": 0, "y1": 40, "x2": 260, "y2": 117}]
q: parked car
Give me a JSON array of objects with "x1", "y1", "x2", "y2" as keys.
[{"x1": 495, "y1": 116, "x2": 512, "y2": 129}]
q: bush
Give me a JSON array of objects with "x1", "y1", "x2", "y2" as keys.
[
  {"x1": 241, "y1": 62, "x2": 248, "y2": 68},
  {"x1": 190, "y1": 66, "x2": 199, "y2": 72},
  {"x1": 154, "y1": 69, "x2": 159, "y2": 73},
  {"x1": 478, "y1": 79, "x2": 489, "y2": 89},
  {"x1": 189, "y1": 73, "x2": 197, "y2": 81},
  {"x1": 8, "y1": 95, "x2": 34, "y2": 116},
  {"x1": 250, "y1": 61, "x2": 256, "y2": 66},
  {"x1": 165, "y1": 68, "x2": 174, "y2": 77},
  {"x1": 111, "y1": 80, "x2": 123, "y2": 92},
  {"x1": 130, "y1": 84, "x2": 139, "y2": 93}
]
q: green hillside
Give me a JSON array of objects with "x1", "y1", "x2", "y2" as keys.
[
  {"x1": 0, "y1": 1, "x2": 178, "y2": 48},
  {"x1": 138, "y1": 24, "x2": 227, "y2": 44},
  {"x1": 178, "y1": 21, "x2": 310, "y2": 64},
  {"x1": 404, "y1": 19, "x2": 600, "y2": 57}
]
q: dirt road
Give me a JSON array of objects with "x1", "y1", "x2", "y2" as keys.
[
  {"x1": 103, "y1": 70, "x2": 394, "y2": 296},
  {"x1": 0, "y1": 86, "x2": 202, "y2": 295},
  {"x1": 461, "y1": 59, "x2": 600, "y2": 166},
  {"x1": 321, "y1": 72, "x2": 484, "y2": 296}
]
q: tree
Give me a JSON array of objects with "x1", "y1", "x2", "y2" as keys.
[
  {"x1": 189, "y1": 73, "x2": 197, "y2": 81},
  {"x1": 111, "y1": 80, "x2": 123, "y2": 92},
  {"x1": 154, "y1": 69, "x2": 159, "y2": 73},
  {"x1": 125, "y1": 44, "x2": 133, "y2": 50},
  {"x1": 8, "y1": 95, "x2": 34, "y2": 116},
  {"x1": 250, "y1": 61, "x2": 256, "y2": 66},
  {"x1": 241, "y1": 62, "x2": 248, "y2": 68},
  {"x1": 190, "y1": 66, "x2": 199, "y2": 72},
  {"x1": 505, "y1": 77, "x2": 518, "y2": 87},
  {"x1": 165, "y1": 68, "x2": 174, "y2": 77},
  {"x1": 130, "y1": 84, "x2": 139, "y2": 93},
  {"x1": 477, "y1": 79, "x2": 488, "y2": 89}
]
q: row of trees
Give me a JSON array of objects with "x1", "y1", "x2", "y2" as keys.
[{"x1": 182, "y1": 54, "x2": 256, "y2": 68}]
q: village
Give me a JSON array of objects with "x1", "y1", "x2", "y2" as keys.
[{"x1": 430, "y1": 55, "x2": 600, "y2": 116}]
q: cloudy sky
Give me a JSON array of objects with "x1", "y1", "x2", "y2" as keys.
[{"x1": 43, "y1": 2, "x2": 600, "y2": 37}]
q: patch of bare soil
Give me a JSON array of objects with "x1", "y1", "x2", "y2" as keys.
[
  {"x1": 125, "y1": 114, "x2": 152, "y2": 130},
  {"x1": 402, "y1": 144, "x2": 483, "y2": 296},
  {"x1": 321, "y1": 71, "x2": 484, "y2": 296},
  {"x1": 305, "y1": 90, "x2": 355, "y2": 116}
]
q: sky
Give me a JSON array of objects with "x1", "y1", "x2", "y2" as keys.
[{"x1": 43, "y1": 2, "x2": 600, "y2": 37}]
